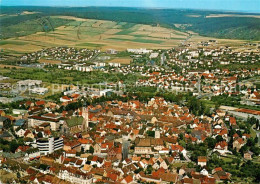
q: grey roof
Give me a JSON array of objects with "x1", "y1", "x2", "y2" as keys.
[
  {"x1": 0, "y1": 131, "x2": 12, "y2": 138},
  {"x1": 14, "y1": 119, "x2": 26, "y2": 126},
  {"x1": 0, "y1": 116, "x2": 8, "y2": 122}
]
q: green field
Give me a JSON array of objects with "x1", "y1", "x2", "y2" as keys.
[
  {"x1": 133, "y1": 38, "x2": 163, "y2": 44},
  {"x1": 76, "y1": 43, "x2": 105, "y2": 47},
  {"x1": 0, "y1": 40, "x2": 27, "y2": 45}
]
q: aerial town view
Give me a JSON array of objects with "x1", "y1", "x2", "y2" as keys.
[{"x1": 0, "y1": 0, "x2": 259, "y2": 183}]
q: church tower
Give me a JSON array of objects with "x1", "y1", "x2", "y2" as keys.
[
  {"x1": 82, "y1": 103, "x2": 89, "y2": 131},
  {"x1": 155, "y1": 124, "x2": 160, "y2": 139}
]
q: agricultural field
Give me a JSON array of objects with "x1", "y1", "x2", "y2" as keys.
[
  {"x1": 0, "y1": 15, "x2": 189, "y2": 55},
  {"x1": 0, "y1": 64, "x2": 24, "y2": 69},
  {"x1": 109, "y1": 58, "x2": 132, "y2": 64},
  {"x1": 205, "y1": 14, "x2": 260, "y2": 18},
  {"x1": 0, "y1": 15, "x2": 251, "y2": 56}
]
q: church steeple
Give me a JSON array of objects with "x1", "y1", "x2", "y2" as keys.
[
  {"x1": 82, "y1": 102, "x2": 89, "y2": 131},
  {"x1": 155, "y1": 123, "x2": 160, "y2": 139}
]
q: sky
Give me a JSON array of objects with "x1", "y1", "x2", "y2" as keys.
[{"x1": 1, "y1": 0, "x2": 260, "y2": 13}]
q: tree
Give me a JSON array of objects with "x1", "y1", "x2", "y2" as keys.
[
  {"x1": 146, "y1": 130, "x2": 155, "y2": 137},
  {"x1": 205, "y1": 137, "x2": 217, "y2": 149},
  {"x1": 17, "y1": 172, "x2": 21, "y2": 178},
  {"x1": 145, "y1": 165, "x2": 153, "y2": 174},
  {"x1": 89, "y1": 146, "x2": 94, "y2": 154},
  {"x1": 250, "y1": 146, "x2": 260, "y2": 156},
  {"x1": 247, "y1": 116, "x2": 259, "y2": 126},
  {"x1": 254, "y1": 137, "x2": 258, "y2": 144},
  {"x1": 246, "y1": 138, "x2": 255, "y2": 147},
  {"x1": 187, "y1": 162, "x2": 195, "y2": 168},
  {"x1": 190, "y1": 143, "x2": 207, "y2": 162},
  {"x1": 37, "y1": 132, "x2": 43, "y2": 138},
  {"x1": 204, "y1": 106, "x2": 211, "y2": 116},
  {"x1": 178, "y1": 133, "x2": 184, "y2": 140},
  {"x1": 134, "y1": 168, "x2": 143, "y2": 174},
  {"x1": 179, "y1": 140, "x2": 186, "y2": 148},
  {"x1": 10, "y1": 140, "x2": 19, "y2": 153},
  {"x1": 239, "y1": 145, "x2": 248, "y2": 155},
  {"x1": 186, "y1": 125, "x2": 192, "y2": 134},
  {"x1": 216, "y1": 135, "x2": 224, "y2": 143},
  {"x1": 215, "y1": 102, "x2": 221, "y2": 110}
]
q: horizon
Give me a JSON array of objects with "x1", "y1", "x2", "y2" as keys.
[
  {"x1": 1, "y1": 0, "x2": 260, "y2": 13},
  {"x1": 1, "y1": 5, "x2": 260, "y2": 15}
]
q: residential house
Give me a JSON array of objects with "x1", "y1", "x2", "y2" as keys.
[
  {"x1": 233, "y1": 138, "x2": 245, "y2": 151},
  {"x1": 107, "y1": 147, "x2": 122, "y2": 161},
  {"x1": 13, "y1": 119, "x2": 26, "y2": 130},
  {"x1": 58, "y1": 167, "x2": 93, "y2": 184},
  {"x1": 244, "y1": 151, "x2": 253, "y2": 160},
  {"x1": 198, "y1": 156, "x2": 207, "y2": 167},
  {"x1": 15, "y1": 128, "x2": 26, "y2": 137},
  {"x1": 214, "y1": 141, "x2": 229, "y2": 155}
]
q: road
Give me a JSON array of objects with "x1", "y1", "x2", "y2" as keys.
[
  {"x1": 88, "y1": 52, "x2": 101, "y2": 62},
  {"x1": 180, "y1": 33, "x2": 193, "y2": 46},
  {"x1": 227, "y1": 110, "x2": 260, "y2": 121},
  {"x1": 251, "y1": 124, "x2": 260, "y2": 146}
]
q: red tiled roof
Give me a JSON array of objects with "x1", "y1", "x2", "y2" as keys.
[
  {"x1": 236, "y1": 108, "x2": 260, "y2": 115},
  {"x1": 229, "y1": 117, "x2": 236, "y2": 125},
  {"x1": 214, "y1": 167, "x2": 223, "y2": 172},
  {"x1": 108, "y1": 173, "x2": 118, "y2": 181},
  {"x1": 171, "y1": 144, "x2": 184, "y2": 152},
  {"x1": 36, "y1": 101, "x2": 45, "y2": 106},
  {"x1": 123, "y1": 175, "x2": 133, "y2": 183},
  {"x1": 27, "y1": 168, "x2": 37, "y2": 175},
  {"x1": 198, "y1": 156, "x2": 207, "y2": 162},
  {"x1": 62, "y1": 96, "x2": 71, "y2": 100},
  {"x1": 215, "y1": 141, "x2": 228, "y2": 149},
  {"x1": 16, "y1": 145, "x2": 30, "y2": 152}
]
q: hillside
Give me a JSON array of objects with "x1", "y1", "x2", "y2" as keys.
[
  {"x1": 0, "y1": 16, "x2": 191, "y2": 55},
  {"x1": 1, "y1": 6, "x2": 260, "y2": 41}
]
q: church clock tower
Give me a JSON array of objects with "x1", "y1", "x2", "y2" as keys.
[
  {"x1": 155, "y1": 123, "x2": 160, "y2": 139},
  {"x1": 82, "y1": 103, "x2": 89, "y2": 131}
]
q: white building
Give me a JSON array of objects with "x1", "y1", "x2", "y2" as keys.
[
  {"x1": 150, "y1": 53, "x2": 159, "y2": 59},
  {"x1": 127, "y1": 48, "x2": 152, "y2": 54},
  {"x1": 58, "y1": 167, "x2": 93, "y2": 184},
  {"x1": 29, "y1": 87, "x2": 48, "y2": 95},
  {"x1": 37, "y1": 137, "x2": 64, "y2": 155},
  {"x1": 13, "y1": 109, "x2": 28, "y2": 115},
  {"x1": 107, "y1": 49, "x2": 117, "y2": 54},
  {"x1": 24, "y1": 149, "x2": 41, "y2": 161},
  {"x1": 93, "y1": 62, "x2": 106, "y2": 67},
  {"x1": 17, "y1": 80, "x2": 42, "y2": 87},
  {"x1": 108, "y1": 62, "x2": 121, "y2": 67},
  {"x1": 15, "y1": 128, "x2": 26, "y2": 137}
]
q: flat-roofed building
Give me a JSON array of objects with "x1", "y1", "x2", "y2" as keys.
[
  {"x1": 28, "y1": 113, "x2": 64, "y2": 131},
  {"x1": 37, "y1": 137, "x2": 64, "y2": 155}
]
